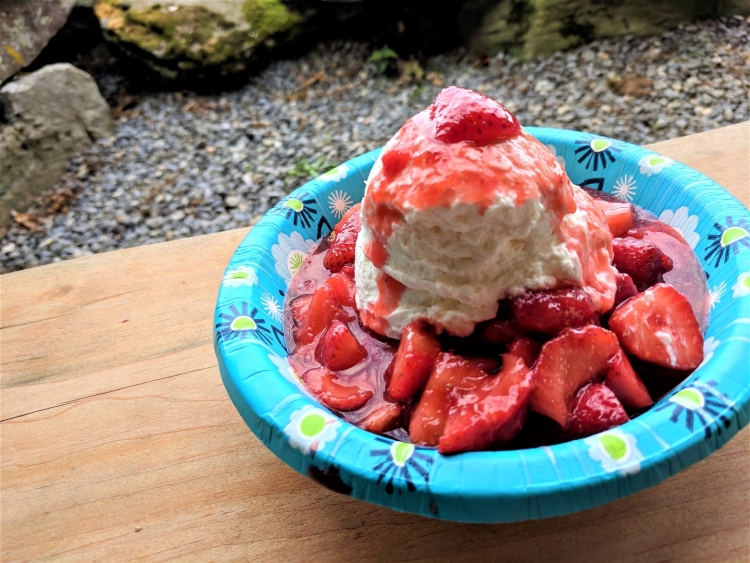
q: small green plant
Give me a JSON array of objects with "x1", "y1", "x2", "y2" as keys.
[
  {"x1": 400, "y1": 59, "x2": 424, "y2": 82},
  {"x1": 285, "y1": 156, "x2": 333, "y2": 184},
  {"x1": 367, "y1": 46, "x2": 399, "y2": 73},
  {"x1": 409, "y1": 84, "x2": 426, "y2": 102}
]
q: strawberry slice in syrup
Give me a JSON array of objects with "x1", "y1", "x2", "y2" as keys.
[
  {"x1": 387, "y1": 321, "x2": 442, "y2": 401},
  {"x1": 567, "y1": 383, "x2": 629, "y2": 438},
  {"x1": 439, "y1": 354, "x2": 535, "y2": 454},
  {"x1": 302, "y1": 368, "x2": 373, "y2": 412},
  {"x1": 608, "y1": 283, "x2": 703, "y2": 370},
  {"x1": 530, "y1": 326, "x2": 620, "y2": 427},
  {"x1": 323, "y1": 203, "x2": 362, "y2": 272}
]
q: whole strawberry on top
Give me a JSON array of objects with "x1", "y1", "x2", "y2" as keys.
[{"x1": 431, "y1": 86, "x2": 520, "y2": 145}]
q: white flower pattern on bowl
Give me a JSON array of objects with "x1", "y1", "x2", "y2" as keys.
[
  {"x1": 732, "y1": 272, "x2": 750, "y2": 298},
  {"x1": 545, "y1": 144, "x2": 566, "y2": 169},
  {"x1": 328, "y1": 190, "x2": 353, "y2": 218},
  {"x1": 586, "y1": 430, "x2": 643, "y2": 475},
  {"x1": 698, "y1": 337, "x2": 721, "y2": 369},
  {"x1": 222, "y1": 265, "x2": 258, "y2": 287},
  {"x1": 285, "y1": 405, "x2": 341, "y2": 454},
  {"x1": 269, "y1": 353, "x2": 310, "y2": 396},
  {"x1": 271, "y1": 231, "x2": 314, "y2": 283},
  {"x1": 638, "y1": 154, "x2": 674, "y2": 176},
  {"x1": 613, "y1": 174, "x2": 637, "y2": 201},
  {"x1": 321, "y1": 164, "x2": 349, "y2": 182},
  {"x1": 709, "y1": 281, "x2": 726, "y2": 309},
  {"x1": 658, "y1": 206, "x2": 700, "y2": 249},
  {"x1": 261, "y1": 292, "x2": 282, "y2": 322}
]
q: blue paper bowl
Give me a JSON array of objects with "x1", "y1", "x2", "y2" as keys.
[{"x1": 214, "y1": 128, "x2": 750, "y2": 523}]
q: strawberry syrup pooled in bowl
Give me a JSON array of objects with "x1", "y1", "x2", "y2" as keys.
[{"x1": 215, "y1": 87, "x2": 750, "y2": 522}]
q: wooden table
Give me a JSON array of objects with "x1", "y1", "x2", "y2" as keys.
[{"x1": 2, "y1": 123, "x2": 749, "y2": 562}]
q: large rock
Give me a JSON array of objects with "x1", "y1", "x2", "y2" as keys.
[
  {"x1": 0, "y1": 63, "x2": 114, "y2": 231},
  {"x1": 0, "y1": 0, "x2": 77, "y2": 82},
  {"x1": 93, "y1": 0, "x2": 305, "y2": 83},
  {"x1": 460, "y1": 0, "x2": 750, "y2": 59}
]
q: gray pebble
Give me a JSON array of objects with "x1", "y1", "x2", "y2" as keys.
[{"x1": 2, "y1": 17, "x2": 749, "y2": 272}]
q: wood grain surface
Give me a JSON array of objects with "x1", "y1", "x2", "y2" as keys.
[{"x1": 2, "y1": 122, "x2": 749, "y2": 562}]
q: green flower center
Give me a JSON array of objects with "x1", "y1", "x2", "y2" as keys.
[
  {"x1": 284, "y1": 199, "x2": 304, "y2": 212},
  {"x1": 742, "y1": 275, "x2": 750, "y2": 290},
  {"x1": 391, "y1": 442, "x2": 415, "y2": 467},
  {"x1": 231, "y1": 271, "x2": 250, "y2": 279},
  {"x1": 288, "y1": 251, "x2": 305, "y2": 275},
  {"x1": 230, "y1": 316, "x2": 256, "y2": 331},
  {"x1": 322, "y1": 167, "x2": 340, "y2": 177},
  {"x1": 648, "y1": 156, "x2": 666, "y2": 167},
  {"x1": 671, "y1": 388, "x2": 705, "y2": 410},
  {"x1": 300, "y1": 413, "x2": 326, "y2": 438},
  {"x1": 591, "y1": 139, "x2": 611, "y2": 152},
  {"x1": 599, "y1": 434, "x2": 628, "y2": 461},
  {"x1": 720, "y1": 226, "x2": 749, "y2": 247}
]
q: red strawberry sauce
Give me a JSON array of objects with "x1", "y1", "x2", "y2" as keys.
[
  {"x1": 284, "y1": 238, "x2": 399, "y2": 426},
  {"x1": 283, "y1": 187, "x2": 709, "y2": 451}
]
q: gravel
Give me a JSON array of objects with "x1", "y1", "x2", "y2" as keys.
[{"x1": 2, "y1": 16, "x2": 748, "y2": 273}]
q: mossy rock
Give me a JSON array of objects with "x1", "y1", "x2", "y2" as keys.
[
  {"x1": 460, "y1": 0, "x2": 750, "y2": 59},
  {"x1": 93, "y1": 0, "x2": 304, "y2": 82},
  {"x1": 0, "y1": 0, "x2": 77, "y2": 82}
]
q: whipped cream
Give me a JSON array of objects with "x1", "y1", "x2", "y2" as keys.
[{"x1": 354, "y1": 105, "x2": 617, "y2": 339}]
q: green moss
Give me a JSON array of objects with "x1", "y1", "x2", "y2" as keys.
[
  {"x1": 95, "y1": 0, "x2": 306, "y2": 79},
  {"x1": 466, "y1": 0, "x2": 739, "y2": 60},
  {"x1": 242, "y1": 0, "x2": 303, "y2": 42},
  {"x1": 120, "y1": 5, "x2": 240, "y2": 64}
]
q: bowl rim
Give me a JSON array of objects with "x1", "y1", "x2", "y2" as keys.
[{"x1": 214, "y1": 127, "x2": 750, "y2": 523}]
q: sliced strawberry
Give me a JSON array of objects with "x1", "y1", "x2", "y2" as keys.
[
  {"x1": 430, "y1": 86, "x2": 520, "y2": 145},
  {"x1": 327, "y1": 272, "x2": 356, "y2": 307},
  {"x1": 605, "y1": 349, "x2": 653, "y2": 410},
  {"x1": 302, "y1": 368, "x2": 373, "y2": 412},
  {"x1": 340, "y1": 264, "x2": 355, "y2": 279},
  {"x1": 358, "y1": 403, "x2": 403, "y2": 434},
  {"x1": 478, "y1": 308, "x2": 523, "y2": 344},
  {"x1": 387, "y1": 321, "x2": 442, "y2": 400},
  {"x1": 316, "y1": 320, "x2": 367, "y2": 371},
  {"x1": 613, "y1": 272, "x2": 638, "y2": 309},
  {"x1": 608, "y1": 283, "x2": 704, "y2": 370},
  {"x1": 567, "y1": 383, "x2": 629, "y2": 437},
  {"x1": 507, "y1": 337, "x2": 541, "y2": 368},
  {"x1": 478, "y1": 318, "x2": 522, "y2": 345},
  {"x1": 530, "y1": 326, "x2": 620, "y2": 427},
  {"x1": 639, "y1": 230, "x2": 710, "y2": 333},
  {"x1": 289, "y1": 294, "x2": 312, "y2": 327},
  {"x1": 439, "y1": 354, "x2": 535, "y2": 454},
  {"x1": 295, "y1": 283, "x2": 351, "y2": 346},
  {"x1": 511, "y1": 287, "x2": 596, "y2": 335},
  {"x1": 324, "y1": 204, "x2": 362, "y2": 272},
  {"x1": 409, "y1": 353, "x2": 487, "y2": 447},
  {"x1": 465, "y1": 356, "x2": 502, "y2": 373},
  {"x1": 333, "y1": 202, "x2": 361, "y2": 235},
  {"x1": 611, "y1": 237, "x2": 674, "y2": 291},
  {"x1": 628, "y1": 222, "x2": 688, "y2": 246},
  {"x1": 594, "y1": 199, "x2": 634, "y2": 238}
]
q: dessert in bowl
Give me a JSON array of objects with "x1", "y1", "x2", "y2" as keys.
[{"x1": 214, "y1": 88, "x2": 750, "y2": 522}]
